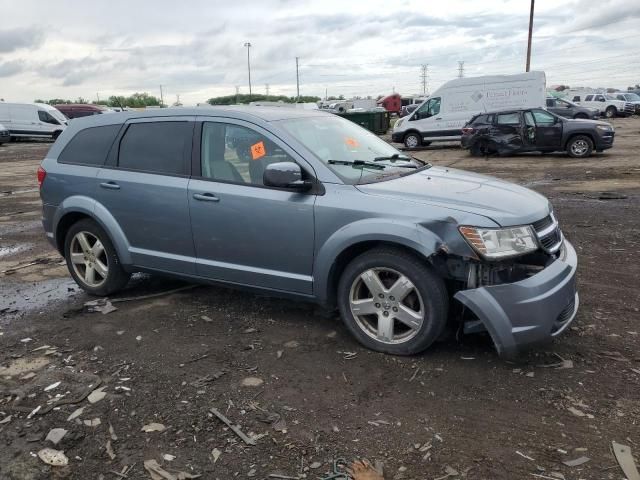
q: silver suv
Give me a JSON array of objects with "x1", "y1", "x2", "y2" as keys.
[{"x1": 39, "y1": 107, "x2": 578, "y2": 358}]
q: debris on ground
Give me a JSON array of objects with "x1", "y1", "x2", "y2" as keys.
[
  {"x1": 562, "y1": 456, "x2": 590, "y2": 467},
  {"x1": 346, "y1": 459, "x2": 383, "y2": 480},
  {"x1": 209, "y1": 407, "x2": 257, "y2": 446},
  {"x1": 37, "y1": 447, "x2": 69, "y2": 466},
  {"x1": 45, "y1": 428, "x2": 68, "y2": 445},
  {"x1": 143, "y1": 459, "x2": 201, "y2": 480},
  {"x1": 67, "y1": 407, "x2": 84, "y2": 421},
  {"x1": 142, "y1": 422, "x2": 166, "y2": 433},
  {"x1": 44, "y1": 381, "x2": 61, "y2": 392},
  {"x1": 87, "y1": 386, "x2": 107, "y2": 404},
  {"x1": 241, "y1": 376, "x2": 264, "y2": 387},
  {"x1": 106, "y1": 440, "x2": 116, "y2": 460},
  {"x1": 516, "y1": 450, "x2": 535, "y2": 461},
  {"x1": 611, "y1": 441, "x2": 640, "y2": 480},
  {"x1": 163, "y1": 453, "x2": 176, "y2": 462},
  {"x1": 84, "y1": 418, "x2": 101, "y2": 427},
  {"x1": 211, "y1": 448, "x2": 221, "y2": 463},
  {"x1": 597, "y1": 191, "x2": 628, "y2": 200},
  {"x1": 84, "y1": 298, "x2": 117, "y2": 314}
]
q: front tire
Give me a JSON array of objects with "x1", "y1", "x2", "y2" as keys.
[
  {"x1": 566, "y1": 135, "x2": 594, "y2": 158},
  {"x1": 64, "y1": 219, "x2": 130, "y2": 296},
  {"x1": 337, "y1": 248, "x2": 448, "y2": 355},
  {"x1": 403, "y1": 132, "x2": 421, "y2": 149},
  {"x1": 574, "y1": 113, "x2": 588, "y2": 119},
  {"x1": 604, "y1": 106, "x2": 617, "y2": 118}
]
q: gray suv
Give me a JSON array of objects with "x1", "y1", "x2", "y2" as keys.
[{"x1": 39, "y1": 107, "x2": 578, "y2": 358}]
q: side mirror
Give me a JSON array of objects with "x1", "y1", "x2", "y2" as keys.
[{"x1": 263, "y1": 162, "x2": 311, "y2": 190}]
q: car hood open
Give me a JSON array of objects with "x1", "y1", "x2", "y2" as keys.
[{"x1": 356, "y1": 166, "x2": 550, "y2": 226}]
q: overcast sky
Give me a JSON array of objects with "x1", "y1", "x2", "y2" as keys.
[{"x1": 1, "y1": 0, "x2": 639, "y2": 104}]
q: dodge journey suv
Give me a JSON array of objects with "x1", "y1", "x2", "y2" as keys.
[{"x1": 39, "y1": 107, "x2": 578, "y2": 358}]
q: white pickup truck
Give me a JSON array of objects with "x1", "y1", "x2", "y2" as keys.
[{"x1": 567, "y1": 92, "x2": 635, "y2": 118}]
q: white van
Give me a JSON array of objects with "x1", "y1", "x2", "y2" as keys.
[
  {"x1": 0, "y1": 102, "x2": 68, "y2": 140},
  {"x1": 392, "y1": 71, "x2": 546, "y2": 148}
]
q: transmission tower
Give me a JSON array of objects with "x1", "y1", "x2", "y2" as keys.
[
  {"x1": 420, "y1": 64, "x2": 429, "y2": 95},
  {"x1": 265, "y1": 84, "x2": 270, "y2": 96},
  {"x1": 458, "y1": 61, "x2": 465, "y2": 78}
]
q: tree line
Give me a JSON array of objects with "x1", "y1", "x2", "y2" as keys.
[
  {"x1": 207, "y1": 94, "x2": 321, "y2": 105},
  {"x1": 34, "y1": 92, "x2": 162, "y2": 108}
]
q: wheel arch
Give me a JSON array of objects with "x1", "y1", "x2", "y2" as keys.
[
  {"x1": 403, "y1": 129, "x2": 422, "y2": 142},
  {"x1": 315, "y1": 222, "x2": 445, "y2": 308},
  {"x1": 53, "y1": 196, "x2": 132, "y2": 264},
  {"x1": 563, "y1": 131, "x2": 595, "y2": 150}
]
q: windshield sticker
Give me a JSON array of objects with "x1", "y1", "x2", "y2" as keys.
[
  {"x1": 250, "y1": 141, "x2": 266, "y2": 160},
  {"x1": 345, "y1": 137, "x2": 359, "y2": 148}
]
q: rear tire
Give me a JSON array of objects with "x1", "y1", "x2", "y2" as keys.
[
  {"x1": 566, "y1": 135, "x2": 594, "y2": 158},
  {"x1": 64, "y1": 219, "x2": 130, "y2": 296},
  {"x1": 337, "y1": 248, "x2": 448, "y2": 355},
  {"x1": 470, "y1": 140, "x2": 490, "y2": 157},
  {"x1": 403, "y1": 132, "x2": 421, "y2": 149},
  {"x1": 605, "y1": 106, "x2": 617, "y2": 118}
]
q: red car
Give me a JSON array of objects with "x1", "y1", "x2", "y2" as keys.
[{"x1": 55, "y1": 104, "x2": 112, "y2": 119}]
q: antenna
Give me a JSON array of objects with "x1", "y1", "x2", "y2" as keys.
[{"x1": 295, "y1": 57, "x2": 300, "y2": 102}]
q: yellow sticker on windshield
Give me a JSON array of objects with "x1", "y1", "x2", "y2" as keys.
[
  {"x1": 345, "y1": 137, "x2": 359, "y2": 148},
  {"x1": 250, "y1": 141, "x2": 266, "y2": 160}
]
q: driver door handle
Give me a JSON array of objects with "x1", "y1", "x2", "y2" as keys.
[
  {"x1": 435, "y1": 117, "x2": 442, "y2": 120},
  {"x1": 193, "y1": 192, "x2": 220, "y2": 202},
  {"x1": 100, "y1": 181, "x2": 120, "y2": 190}
]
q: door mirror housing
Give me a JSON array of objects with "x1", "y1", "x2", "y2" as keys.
[{"x1": 263, "y1": 162, "x2": 311, "y2": 190}]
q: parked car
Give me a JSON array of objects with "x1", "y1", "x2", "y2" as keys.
[
  {"x1": 0, "y1": 123, "x2": 9, "y2": 145},
  {"x1": 0, "y1": 102, "x2": 68, "y2": 140},
  {"x1": 545, "y1": 97, "x2": 599, "y2": 119},
  {"x1": 461, "y1": 108, "x2": 614, "y2": 158},
  {"x1": 55, "y1": 104, "x2": 113, "y2": 119},
  {"x1": 567, "y1": 92, "x2": 634, "y2": 118},
  {"x1": 40, "y1": 107, "x2": 578, "y2": 359},
  {"x1": 392, "y1": 71, "x2": 546, "y2": 148},
  {"x1": 610, "y1": 92, "x2": 640, "y2": 114}
]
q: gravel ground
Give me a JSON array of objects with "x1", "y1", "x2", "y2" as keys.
[{"x1": 0, "y1": 118, "x2": 639, "y2": 480}]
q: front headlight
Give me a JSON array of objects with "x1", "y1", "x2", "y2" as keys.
[
  {"x1": 459, "y1": 225, "x2": 538, "y2": 259},
  {"x1": 394, "y1": 118, "x2": 404, "y2": 129},
  {"x1": 596, "y1": 124, "x2": 612, "y2": 132}
]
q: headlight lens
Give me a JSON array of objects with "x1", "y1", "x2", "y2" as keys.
[
  {"x1": 596, "y1": 124, "x2": 612, "y2": 131},
  {"x1": 459, "y1": 225, "x2": 538, "y2": 259},
  {"x1": 395, "y1": 118, "x2": 404, "y2": 128}
]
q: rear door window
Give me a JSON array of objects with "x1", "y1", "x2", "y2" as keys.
[
  {"x1": 496, "y1": 113, "x2": 521, "y2": 125},
  {"x1": 585, "y1": 95, "x2": 594, "y2": 101},
  {"x1": 546, "y1": 99, "x2": 555, "y2": 107},
  {"x1": 58, "y1": 124, "x2": 121, "y2": 166},
  {"x1": 118, "y1": 122, "x2": 192, "y2": 175}
]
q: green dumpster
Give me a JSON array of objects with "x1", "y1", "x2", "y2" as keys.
[{"x1": 334, "y1": 111, "x2": 390, "y2": 135}]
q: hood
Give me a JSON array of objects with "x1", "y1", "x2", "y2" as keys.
[
  {"x1": 566, "y1": 118, "x2": 611, "y2": 127},
  {"x1": 356, "y1": 166, "x2": 550, "y2": 226}
]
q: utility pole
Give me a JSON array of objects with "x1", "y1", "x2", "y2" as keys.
[
  {"x1": 96, "y1": 92, "x2": 100, "y2": 103},
  {"x1": 420, "y1": 65, "x2": 428, "y2": 95},
  {"x1": 526, "y1": 0, "x2": 535, "y2": 72},
  {"x1": 457, "y1": 61, "x2": 465, "y2": 78},
  {"x1": 325, "y1": 87, "x2": 327, "y2": 101},
  {"x1": 265, "y1": 84, "x2": 270, "y2": 96},
  {"x1": 244, "y1": 42, "x2": 252, "y2": 101},
  {"x1": 295, "y1": 57, "x2": 300, "y2": 102},
  {"x1": 235, "y1": 86, "x2": 239, "y2": 104},
  {"x1": 159, "y1": 85, "x2": 164, "y2": 107}
]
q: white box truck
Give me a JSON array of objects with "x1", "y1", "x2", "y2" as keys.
[
  {"x1": 392, "y1": 71, "x2": 546, "y2": 148},
  {"x1": 0, "y1": 102, "x2": 68, "y2": 140}
]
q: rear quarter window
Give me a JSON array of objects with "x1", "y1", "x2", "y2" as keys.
[
  {"x1": 58, "y1": 124, "x2": 121, "y2": 166},
  {"x1": 117, "y1": 122, "x2": 191, "y2": 176}
]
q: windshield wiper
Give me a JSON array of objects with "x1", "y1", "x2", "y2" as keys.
[
  {"x1": 373, "y1": 153, "x2": 412, "y2": 162},
  {"x1": 327, "y1": 159, "x2": 416, "y2": 170}
]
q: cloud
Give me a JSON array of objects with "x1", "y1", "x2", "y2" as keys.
[
  {"x1": 0, "y1": 60, "x2": 24, "y2": 77},
  {"x1": 0, "y1": 27, "x2": 44, "y2": 53}
]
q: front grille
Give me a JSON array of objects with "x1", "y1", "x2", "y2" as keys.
[
  {"x1": 552, "y1": 296, "x2": 576, "y2": 334},
  {"x1": 532, "y1": 213, "x2": 563, "y2": 254}
]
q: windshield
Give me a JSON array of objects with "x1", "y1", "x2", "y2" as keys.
[
  {"x1": 624, "y1": 93, "x2": 640, "y2": 101},
  {"x1": 279, "y1": 115, "x2": 427, "y2": 184},
  {"x1": 47, "y1": 108, "x2": 68, "y2": 124}
]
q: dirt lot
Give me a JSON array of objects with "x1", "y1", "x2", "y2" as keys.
[{"x1": 1, "y1": 118, "x2": 639, "y2": 480}]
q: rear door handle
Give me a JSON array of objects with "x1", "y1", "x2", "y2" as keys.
[
  {"x1": 100, "y1": 181, "x2": 120, "y2": 190},
  {"x1": 193, "y1": 192, "x2": 220, "y2": 202},
  {"x1": 435, "y1": 117, "x2": 442, "y2": 120}
]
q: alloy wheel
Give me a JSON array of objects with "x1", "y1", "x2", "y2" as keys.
[
  {"x1": 69, "y1": 231, "x2": 109, "y2": 287},
  {"x1": 349, "y1": 267, "x2": 425, "y2": 344},
  {"x1": 570, "y1": 140, "x2": 589, "y2": 156},
  {"x1": 405, "y1": 134, "x2": 419, "y2": 148}
]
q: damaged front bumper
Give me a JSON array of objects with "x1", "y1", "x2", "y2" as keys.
[{"x1": 454, "y1": 240, "x2": 578, "y2": 359}]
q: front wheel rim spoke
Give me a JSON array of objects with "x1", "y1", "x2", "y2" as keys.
[
  {"x1": 77, "y1": 232, "x2": 92, "y2": 253},
  {"x1": 387, "y1": 275, "x2": 413, "y2": 301},
  {"x1": 70, "y1": 252, "x2": 85, "y2": 265},
  {"x1": 92, "y1": 240, "x2": 105, "y2": 257},
  {"x1": 350, "y1": 298, "x2": 378, "y2": 316},
  {"x1": 84, "y1": 265, "x2": 96, "y2": 284},
  {"x1": 93, "y1": 259, "x2": 108, "y2": 278},
  {"x1": 377, "y1": 314, "x2": 394, "y2": 341},
  {"x1": 360, "y1": 270, "x2": 385, "y2": 297}
]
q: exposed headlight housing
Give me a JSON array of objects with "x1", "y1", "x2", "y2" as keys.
[{"x1": 459, "y1": 225, "x2": 538, "y2": 260}]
